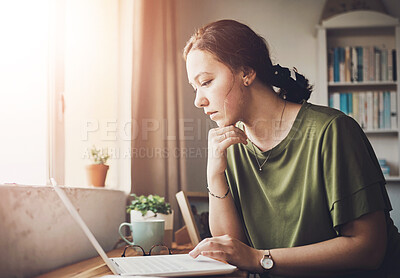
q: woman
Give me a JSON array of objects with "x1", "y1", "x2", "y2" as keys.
[{"x1": 184, "y1": 19, "x2": 400, "y2": 277}]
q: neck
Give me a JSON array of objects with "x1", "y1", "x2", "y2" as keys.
[{"x1": 240, "y1": 83, "x2": 298, "y2": 152}]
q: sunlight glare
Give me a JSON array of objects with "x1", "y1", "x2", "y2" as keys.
[{"x1": 0, "y1": 0, "x2": 49, "y2": 184}]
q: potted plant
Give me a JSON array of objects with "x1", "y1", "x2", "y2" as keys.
[
  {"x1": 86, "y1": 145, "x2": 110, "y2": 187},
  {"x1": 127, "y1": 194, "x2": 174, "y2": 248}
]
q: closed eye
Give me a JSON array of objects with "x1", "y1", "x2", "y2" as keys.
[{"x1": 201, "y1": 80, "x2": 212, "y2": 87}]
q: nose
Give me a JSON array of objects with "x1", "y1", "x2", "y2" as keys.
[{"x1": 194, "y1": 91, "x2": 209, "y2": 108}]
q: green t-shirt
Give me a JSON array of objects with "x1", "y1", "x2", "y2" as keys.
[{"x1": 226, "y1": 102, "x2": 400, "y2": 278}]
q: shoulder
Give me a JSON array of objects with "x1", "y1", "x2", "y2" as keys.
[
  {"x1": 303, "y1": 102, "x2": 345, "y2": 123},
  {"x1": 301, "y1": 102, "x2": 360, "y2": 133}
]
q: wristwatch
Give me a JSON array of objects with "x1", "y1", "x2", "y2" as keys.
[{"x1": 260, "y1": 250, "x2": 274, "y2": 271}]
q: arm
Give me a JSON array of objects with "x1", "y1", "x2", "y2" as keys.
[
  {"x1": 208, "y1": 174, "x2": 247, "y2": 243},
  {"x1": 206, "y1": 126, "x2": 248, "y2": 243},
  {"x1": 190, "y1": 210, "x2": 387, "y2": 276},
  {"x1": 266, "y1": 210, "x2": 387, "y2": 276}
]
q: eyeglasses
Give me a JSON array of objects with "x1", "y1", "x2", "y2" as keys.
[{"x1": 121, "y1": 244, "x2": 172, "y2": 257}]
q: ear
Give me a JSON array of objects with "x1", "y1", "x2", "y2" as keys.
[{"x1": 241, "y1": 67, "x2": 256, "y2": 87}]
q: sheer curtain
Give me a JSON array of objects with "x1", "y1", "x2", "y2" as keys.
[{"x1": 131, "y1": 0, "x2": 187, "y2": 226}]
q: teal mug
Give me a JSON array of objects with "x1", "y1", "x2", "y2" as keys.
[{"x1": 118, "y1": 219, "x2": 165, "y2": 253}]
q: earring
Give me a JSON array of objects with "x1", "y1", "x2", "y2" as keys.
[{"x1": 244, "y1": 81, "x2": 248, "y2": 86}]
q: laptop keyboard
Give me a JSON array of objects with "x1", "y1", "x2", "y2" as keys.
[{"x1": 114, "y1": 256, "x2": 190, "y2": 274}]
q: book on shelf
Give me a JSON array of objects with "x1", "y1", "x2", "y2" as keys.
[
  {"x1": 391, "y1": 91, "x2": 397, "y2": 129},
  {"x1": 368, "y1": 45, "x2": 375, "y2": 81},
  {"x1": 384, "y1": 91, "x2": 391, "y2": 129},
  {"x1": 393, "y1": 49, "x2": 397, "y2": 81},
  {"x1": 356, "y1": 46, "x2": 363, "y2": 82},
  {"x1": 340, "y1": 93, "x2": 348, "y2": 115},
  {"x1": 348, "y1": 93, "x2": 353, "y2": 118},
  {"x1": 359, "y1": 93, "x2": 366, "y2": 128},
  {"x1": 328, "y1": 48, "x2": 334, "y2": 82},
  {"x1": 328, "y1": 46, "x2": 397, "y2": 83},
  {"x1": 363, "y1": 46, "x2": 369, "y2": 82},
  {"x1": 366, "y1": 91, "x2": 373, "y2": 130},
  {"x1": 379, "y1": 92, "x2": 384, "y2": 129},
  {"x1": 345, "y1": 46, "x2": 351, "y2": 82},
  {"x1": 330, "y1": 92, "x2": 340, "y2": 111},
  {"x1": 382, "y1": 46, "x2": 388, "y2": 81},
  {"x1": 329, "y1": 91, "x2": 397, "y2": 131},
  {"x1": 388, "y1": 49, "x2": 393, "y2": 82},
  {"x1": 351, "y1": 47, "x2": 358, "y2": 82},
  {"x1": 353, "y1": 93, "x2": 359, "y2": 125},
  {"x1": 375, "y1": 47, "x2": 381, "y2": 81},
  {"x1": 373, "y1": 92, "x2": 379, "y2": 130},
  {"x1": 333, "y1": 47, "x2": 340, "y2": 82},
  {"x1": 340, "y1": 47, "x2": 345, "y2": 82}
]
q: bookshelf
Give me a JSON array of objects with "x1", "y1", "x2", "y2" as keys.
[{"x1": 317, "y1": 11, "x2": 400, "y2": 181}]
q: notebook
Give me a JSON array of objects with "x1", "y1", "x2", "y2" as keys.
[{"x1": 50, "y1": 178, "x2": 237, "y2": 276}]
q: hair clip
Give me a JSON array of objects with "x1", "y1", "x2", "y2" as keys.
[{"x1": 271, "y1": 64, "x2": 309, "y2": 103}]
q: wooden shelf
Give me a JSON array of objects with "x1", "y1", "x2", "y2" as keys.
[
  {"x1": 385, "y1": 176, "x2": 400, "y2": 182},
  {"x1": 328, "y1": 81, "x2": 397, "y2": 87},
  {"x1": 364, "y1": 129, "x2": 398, "y2": 135}
]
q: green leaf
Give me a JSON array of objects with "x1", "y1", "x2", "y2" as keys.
[{"x1": 126, "y1": 194, "x2": 172, "y2": 215}]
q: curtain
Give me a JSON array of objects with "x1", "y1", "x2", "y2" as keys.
[{"x1": 131, "y1": 0, "x2": 187, "y2": 230}]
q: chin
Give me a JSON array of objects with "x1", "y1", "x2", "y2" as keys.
[{"x1": 215, "y1": 118, "x2": 235, "y2": 127}]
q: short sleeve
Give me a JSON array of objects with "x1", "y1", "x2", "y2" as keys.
[{"x1": 321, "y1": 115, "x2": 392, "y2": 233}]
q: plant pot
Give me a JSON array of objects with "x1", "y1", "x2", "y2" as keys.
[
  {"x1": 130, "y1": 210, "x2": 174, "y2": 248},
  {"x1": 86, "y1": 164, "x2": 109, "y2": 187}
]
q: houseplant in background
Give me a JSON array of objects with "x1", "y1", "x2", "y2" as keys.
[
  {"x1": 127, "y1": 194, "x2": 174, "y2": 248},
  {"x1": 86, "y1": 145, "x2": 110, "y2": 187}
]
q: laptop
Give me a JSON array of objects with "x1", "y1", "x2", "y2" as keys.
[{"x1": 50, "y1": 178, "x2": 237, "y2": 276}]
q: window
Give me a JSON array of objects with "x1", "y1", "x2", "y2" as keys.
[
  {"x1": 0, "y1": 0, "x2": 131, "y2": 191},
  {"x1": 0, "y1": 0, "x2": 51, "y2": 185}
]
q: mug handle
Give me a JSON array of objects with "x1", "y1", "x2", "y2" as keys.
[{"x1": 119, "y1": 222, "x2": 134, "y2": 245}]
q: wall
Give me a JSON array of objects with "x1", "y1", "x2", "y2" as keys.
[
  {"x1": 0, "y1": 185, "x2": 126, "y2": 278},
  {"x1": 176, "y1": 0, "x2": 400, "y2": 227}
]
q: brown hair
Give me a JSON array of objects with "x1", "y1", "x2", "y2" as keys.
[{"x1": 183, "y1": 19, "x2": 312, "y2": 103}]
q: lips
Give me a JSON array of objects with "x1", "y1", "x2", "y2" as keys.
[{"x1": 206, "y1": 111, "x2": 218, "y2": 119}]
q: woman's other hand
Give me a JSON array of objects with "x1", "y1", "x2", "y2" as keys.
[{"x1": 189, "y1": 235, "x2": 263, "y2": 273}]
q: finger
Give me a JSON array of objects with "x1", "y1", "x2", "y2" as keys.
[
  {"x1": 215, "y1": 133, "x2": 244, "y2": 144},
  {"x1": 189, "y1": 238, "x2": 221, "y2": 258},
  {"x1": 200, "y1": 250, "x2": 228, "y2": 262},
  {"x1": 213, "y1": 130, "x2": 247, "y2": 144},
  {"x1": 209, "y1": 137, "x2": 244, "y2": 158},
  {"x1": 218, "y1": 136, "x2": 246, "y2": 151},
  {"x1": 209, "y1": 127, "x2": 248, "y2": 145},
  {"x1": 189, "y1": 248, "x2": 200, "y2": 258},
  {"x1": 224, "y1": 130, "x2": 247, "y2": 143},
  {"x1": 213, "y1": 125, "x2": 247, "y2": 138},
  {"x1": 188, "y1": 239, "x2": 209, "y2": 258}
]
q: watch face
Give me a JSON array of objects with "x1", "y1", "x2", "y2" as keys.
[{"x1": 261, "y1": 257, "x2": 274, "y2": 269}]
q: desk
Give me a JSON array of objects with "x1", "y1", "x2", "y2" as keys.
[{"x1": 36, "y1": 243, "x2": 248, "y2": 278}]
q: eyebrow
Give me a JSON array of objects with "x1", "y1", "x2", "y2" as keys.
[{"x1": 190, "y1": 71, "x2": 212, "y2": 85}]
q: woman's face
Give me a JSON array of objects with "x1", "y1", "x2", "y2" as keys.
[{"x1": 186, "y1": 49, "x2": 245, "y2": 127}]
